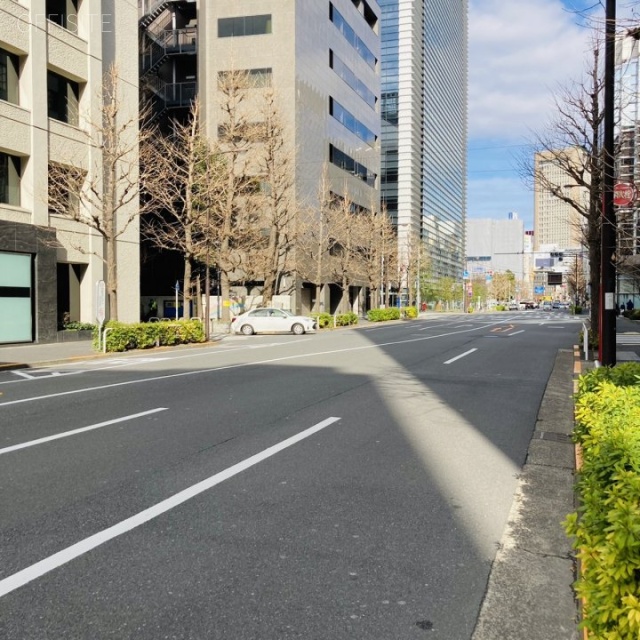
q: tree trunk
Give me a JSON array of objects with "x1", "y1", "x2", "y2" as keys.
[
  {"x1": 107, "y1": 233, "x2": 117, "y2": 321},
  {"x1": 183, "y1": 258, "x2": 192, "y2": 319},
  {"x1": 221, "y1": 271, "x2": 231, "y2": 322}
]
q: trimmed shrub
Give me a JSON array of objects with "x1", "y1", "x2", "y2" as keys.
[
  {"x1": 566, "y1": 364, "x2": 640, "y2": 639},
  {"x1": 101, "y1": 319, "x2": 204, "y2": 352},
  {"x1": 311, "y1": 313, "x2": 333, "y2": 329},
  {"x1": 401, "y1": 306, "x2": 417, "y2": 319},
  {"x1": 367, "y1": 308, "x2": 401, "y2": 322},
  {"x1": 64, "y1": 321, "x2": 97, "y2": 331},
  {"x1": 335, "y1": 312, "x2": 358, "y2": 327}
]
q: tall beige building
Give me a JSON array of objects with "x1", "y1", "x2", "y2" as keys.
[
  {"x1": 0, "y1": 0, "x2": 139, "y2": 344},
  {"x1": 198, "y1": 0, "x2": 381, "y2": 314},
  {"x1": 533, "y1": 148, "x2": 585, "y2": 252}
]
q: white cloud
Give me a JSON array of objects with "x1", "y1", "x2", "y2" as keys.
[{"x1": 469, "y1": 0, "x2": 593, "y2": 140}]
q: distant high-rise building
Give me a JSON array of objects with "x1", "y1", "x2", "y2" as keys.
[
  {"x1": 379, "y1": 0, "x2": 468, "y2": 281},
  {"x1": 533, "y1": 148, "x2": 585, "y2": 251},
  {"x1": 466, "y1": 218, "x2": 525, "y2": 283}
]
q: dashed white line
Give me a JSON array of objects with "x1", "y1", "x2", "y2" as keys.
[
  {"x1": 0, "y1": 408, "x2": 168, "y2": 456},
  {"x1": 444, "y1": 348, "x2": 477, "y2": 364},
  {"x1": 0, "y1": 416, "x2": 341, "y2": 599}
]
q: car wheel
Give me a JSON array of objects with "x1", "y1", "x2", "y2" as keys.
[
  {"x1": 241, "y1": 324, "x2": 254, "y2": 336},
  {"x1": 291, "y1": 323, "x2": 305, "y2": 335}
]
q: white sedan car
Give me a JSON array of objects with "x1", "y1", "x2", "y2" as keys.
[{"x1": 230, "y1": 308, "x2": 318, "y2": 336}]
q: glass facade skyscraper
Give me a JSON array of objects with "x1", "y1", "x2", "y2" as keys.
[{"x1": 379, "y1": 0, "x2": 468, "y2": 280}]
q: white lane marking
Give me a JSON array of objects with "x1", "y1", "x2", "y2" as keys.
[
  {"x1": 12, "y1": 370, "x2": 84, "y2": 380},
  {"x1": 508, "y1": 330, "x2": 525, "y2": 336},
  {"x1": 0, "y1": 416, "x2": 341, "y2": 599},
  {"x1": 0, "y1": 408, "x2": 168, "y2": 456},
  {"x1": 0, "y1": 319, "x2": 511, "y2": 408},
  {"x1": 444, "y1": 348, "x2": 477, "y2": 365}
]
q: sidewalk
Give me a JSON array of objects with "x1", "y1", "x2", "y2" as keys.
[{"x1": 0, "y1": 339, "x2": 97, "y2": 370}]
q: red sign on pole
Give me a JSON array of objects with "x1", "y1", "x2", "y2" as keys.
[{"x1": 613, "y1": 182, "x2": 638, "y2": 207}]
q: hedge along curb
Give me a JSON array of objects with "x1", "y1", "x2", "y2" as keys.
[
  {"x1": 572, "y1": 344, "x2": 588, "y2": 640},
  {"x1": 568, "y1": 360, "x2": 640, "y2": 640}
]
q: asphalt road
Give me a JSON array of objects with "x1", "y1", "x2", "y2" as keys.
[{"x1": 0, "y1": 311, "x2": 580, "y2": 639}]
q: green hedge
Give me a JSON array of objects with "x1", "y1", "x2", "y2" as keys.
[
  {"x1": 310, "y1": 312, "x2": 359, "y2": 328},
  {"x1": 565, "y1": 363, "x2": 640, "y2": 639},
  {"x1": 99, "y1": 319, "x2": 205, "y2": 353},
  {"x1": 367, "y1": 307, "x2": 401, "y2": 322},
  {"x1": 64, "y1": 321, "x2": 97, "y2": 331}
]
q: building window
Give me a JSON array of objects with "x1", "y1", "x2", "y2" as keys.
[
  {"x1": 218, "y1": 15, "x2": 272, "y2": 38},
  {"x1": 0, "y1": 48, "x2": 20, "y2": 104},
  {"x1": 329, "y1": 50, "x2": 376, "y2": 109},
  {"x1": 0, "y1": 152, "x2": 21, "y2": 206},
  {"x1": 381, "y1": 91, "x2": 398, "y2": 125},
  {"x1": 218, "y1": 68, "x2": 272, "y2": 88},
  {"x1": 48, "y1": 162, "x2": 84, "y2": 215},
  {"x1": 329, "y1": 3, "x2": 376, "y2": 69},
  {"x1": 46, "y1": 0, "x2": 79, "y2": 33},
  {"x1": 47, "y1": 71, "x2": 79, "y2": 126},
  {"x1": 329, "y1": 144, "x2": 376, "y2": 187},
  {"x1": 329, "y1": 97, "x2": 376, "y2": 146}
]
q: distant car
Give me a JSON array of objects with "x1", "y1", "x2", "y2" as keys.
[
  {"x1": 552, "y1": 301, "x2": 561, "y2": 310},
  {"x1": 230, "y1": 308, "x2": 318, "y2": 336},
  {"x1": 521, "y1": 301, "x2": 536, "y2": 310},
  {"x1": 542, "y1": 301, "x2": 552, "y2": 311},
  {"x1": 508, "y1": 301, "x2": 518, "y2": 310}
]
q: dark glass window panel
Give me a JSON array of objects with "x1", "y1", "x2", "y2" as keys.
[
  {"x1": 0, "y1": 152, "x2": 21, "y2": 206},
  {"x1": 218, "y1": 14, "x2": 271, "y2": 38},
  {"x1": 47, "y1": 71, "x2": 79, "y2": 125}
]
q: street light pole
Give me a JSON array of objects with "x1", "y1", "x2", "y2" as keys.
[{"x1": 600, "y1": 0, "x2": 617, "y2": 366}]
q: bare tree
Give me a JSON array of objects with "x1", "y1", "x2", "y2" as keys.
[
  {"x1": 297, "y1": 165, "x2": 340, "y2": 313},
  {"x1": 48, "y1": 63, "x2": 152, "y2": 320},
  {"x1": 359, "y1": 202, "x2": 398, "y2": 309},
  {"x1": 208, "y1": 69, "x2": 264, "y2": 321},
  {"x1": 521, "y1": 40, "x2": 605, "y2": 335},
  {"x1": 248, "y1": 86, "x2": 299, "y2": 305},
  {"x1": 327, "y1": 188, "x2": 367, "y2": 313},
  {"x1": 141, "y1": 100, "x2": 217, "y2": 319}
]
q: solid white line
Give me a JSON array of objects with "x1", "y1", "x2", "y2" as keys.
[
  {"x1": 0, "y1": 416, "x2": 341, "y2": 599},
  {"x1": 0, "y1": 319, "x2": 510, "y2": 408},
  {"x1": 0, "y1": 408, "x2": 168, "y2": 456},
  {"x1": 508, "y1": 330, "x2": 525, "y2": 336},
  {"x1": 444, "y1": 348, "x2": 477, "y2": 364}
]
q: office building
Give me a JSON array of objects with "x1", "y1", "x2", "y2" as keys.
[
  {"x1": 533, "y1": 148, "x2": 585, "y2": 252},
  {"x1": 198, "y1": 0, "x2": 381, "y2": 314},
  {"x1": 0, "y1": 0, "x2": 139, "y2": 344},
  {"x1": 466, "y1": 217, "x2": 525, "y2": 283},
  {"x1": 615, "y1": 28, "x2": 640, "y2": 303},
  {"x1": 379, "y1": 0, "x2": 468, "y2": 281}
]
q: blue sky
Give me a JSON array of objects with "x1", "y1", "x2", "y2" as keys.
[{"x1": 467, "y1": 0, "x2": 638, "y2": 229}]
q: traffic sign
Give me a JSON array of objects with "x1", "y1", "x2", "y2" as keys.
[{"x1": 613, "y1": 182, "x2": 637, "y2": 207}]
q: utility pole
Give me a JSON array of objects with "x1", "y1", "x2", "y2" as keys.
[{"x1": 600, "y1": 0, "x2": 616, "y2": 366}]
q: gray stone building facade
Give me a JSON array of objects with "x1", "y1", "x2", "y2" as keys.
[{"x1": 0, "y1": 0, "x2": 140, "y2": 344}]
